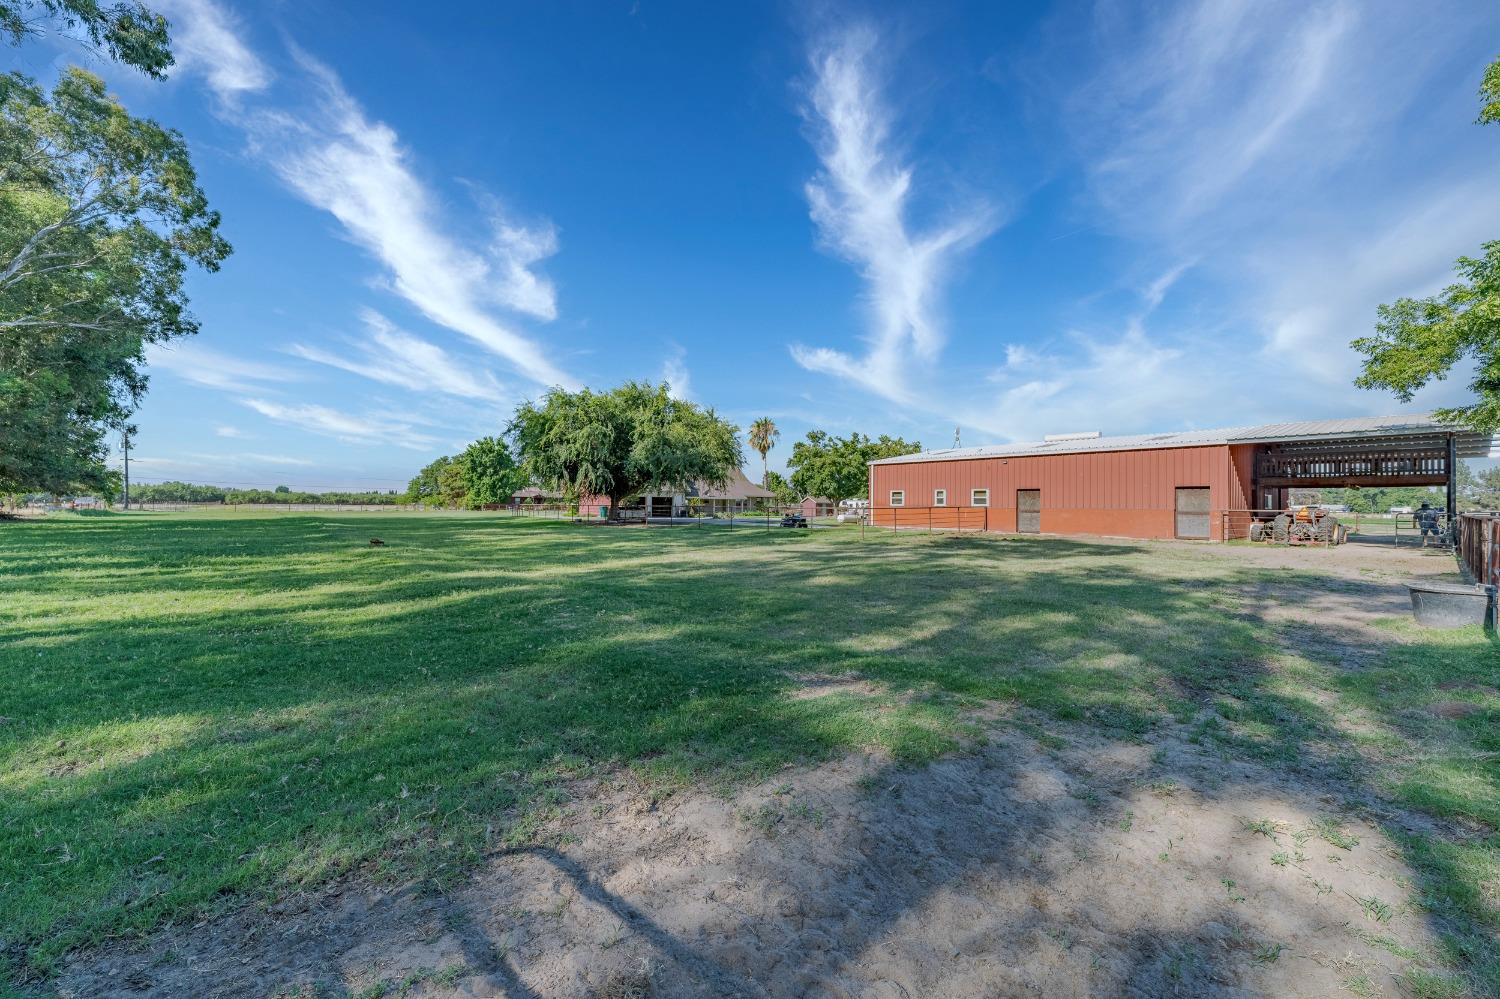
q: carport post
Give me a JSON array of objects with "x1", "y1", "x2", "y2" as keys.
[{"x1": 1447, "y1": 434, "x2": 1458, "y2": 541}]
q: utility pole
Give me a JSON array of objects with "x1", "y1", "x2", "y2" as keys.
[
  {"x1": 953, "y1": 425, "x2": 961, "y2": 449},
  {"x1": 121, "y1": 426, "x2": 133, "y2": 510}
]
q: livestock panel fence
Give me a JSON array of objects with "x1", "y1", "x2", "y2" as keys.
[
  {"x1": 866, "y1": 505, "x2": 990, "y2": 532},
  {"x1": 1458, "y1": 513, "x2": 1500, "y2": 587}
]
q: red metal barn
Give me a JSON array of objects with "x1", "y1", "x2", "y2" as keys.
[{"x1": 866, "y1": 415, "x2": 1495, "y2": 542}]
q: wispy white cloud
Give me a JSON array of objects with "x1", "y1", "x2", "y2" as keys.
[
  {"x1": 235, "y1": 452, "x2": 312, "y2": 466},
  {"x1": 288, "y1": 309, "x2": 506, "y2": 402},
  {"x1": 146, "y1": 342, "x2": 299, "y2": 392},
  {"x1": 240, "y1": 398, "x2": 436, "y2": 450},
  {"x1": 157, "y1": 0, "x2": 271, "y2": 99},
  {"x1": 139, "y1": 450, "x2": 314, "y2": 466},
  {"x1": 160, "y1": 0, "x2": 573, "y2": 389},
  {"x1": 1069, "y1": 0, "x2": 1358, "y2": 234},
  {"x1": 214, "y1": 424, "x2": 248, "y2": 438},
  {"x1": 243, "y1": 51, "x2": 572, "y2": 387},
  {"x1": 659, "y1": 344, "x2": 692, "y2": 400},
  {"x1": 790, "y1": 24, "x2": 998, "y2": 403},
  {"x1": 946, "y1": 0, "x2": 1500, "y2": 443}
]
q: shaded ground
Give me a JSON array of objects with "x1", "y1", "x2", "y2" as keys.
[
  {"x1": 1, "y1": 513, "x2": 1495, "y2": 997},
  {"x1": 52, "y1": 716, "x2": 1459, "y2": 998}
]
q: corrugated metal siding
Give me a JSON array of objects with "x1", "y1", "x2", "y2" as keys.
[
  {"x1": 1228, "y1": 444, "x2": 1255, "y2": 511},
  {"x1": 870, "y1": 444, "x2": 1238, "y2": 540}
]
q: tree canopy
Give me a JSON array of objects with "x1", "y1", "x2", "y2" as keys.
[
  {"x1": 457, "y1": 437, "x2": 526, "y2": 507},
  {"x1": 0, "y1": 1, "x2": 173, "y2": 78},
  {"x1": 787, "y1": 431, "x2": 921, "y2": 503},
  {"x1": 404, "y1": 437, "x2": 528, "y2": 509},
  {"x1": 1352, "y1": 56, "x2": 1500, "y2": 431},
  {"x1": 763, "y1": 469, "x2": 799, "y2": 505},
  {"x1": 508, "y1": 381, "x2": 742, "y2": 519}
]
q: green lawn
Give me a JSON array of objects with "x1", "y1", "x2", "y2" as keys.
[{"x1": 1, "y1": 511, "x2": 1495, "y2": 992}]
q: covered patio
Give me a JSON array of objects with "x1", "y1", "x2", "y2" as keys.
[{"x1": 1233, "y1": 416, "x2": 1499, "y2": 545}]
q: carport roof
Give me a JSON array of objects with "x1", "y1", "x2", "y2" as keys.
[{"x1": 869, "y1": 414, "x2": 1500, "y2": 465}]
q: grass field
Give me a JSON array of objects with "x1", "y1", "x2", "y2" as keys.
[{"x1": 1, "y1": 511, "x2": 1496, "y2": 993}]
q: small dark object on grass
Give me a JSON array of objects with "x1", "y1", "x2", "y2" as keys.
[{"x1": 369, "y1": 538, "x2": 386, "y2": 547}]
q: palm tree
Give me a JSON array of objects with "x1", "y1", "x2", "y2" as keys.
[{"x1": 748, "y1": 417, "x2": 779, "y2": 488}]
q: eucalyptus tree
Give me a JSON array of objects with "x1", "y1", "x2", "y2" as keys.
[
  {"x1": 1, "y1": 1, "x2": 229, "y2": 494},
  {"x1": 0, "y1": 69, "x2": 229, "y2": 493}
]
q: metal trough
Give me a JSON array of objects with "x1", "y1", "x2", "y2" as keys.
[{"x1": 1406, "y1": 581, "x2": 1495, "y2": 629}]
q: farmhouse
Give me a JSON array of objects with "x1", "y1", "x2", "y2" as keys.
[
  {"x1": 580, "y1": 467, "x2": 775, "y2": 519},
  {"x1": 868, "y1": 414, "x2": 1498, "y2": 541}
]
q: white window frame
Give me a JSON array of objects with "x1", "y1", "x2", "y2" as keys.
[
  {"x1": 889, "y1": 490, "x2": 905, "y2": 507},
  {"x1": 971, "y1": 488, "x2": 990, "y2": 507},
  {"x1": 933, "y1": 488, "x2": 947, "y2": 507}
]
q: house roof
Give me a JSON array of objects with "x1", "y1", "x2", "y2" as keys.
[
  {"x1": 869, "y1": 413, "x2": 1500, "y2": 466},
  {"x1": 685, "y1": 467, "x2": 776, "y2": 500}
]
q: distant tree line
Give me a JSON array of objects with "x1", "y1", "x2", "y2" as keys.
[{"x1": 129, "y1": 481, "x2": 401, "y2": 505}]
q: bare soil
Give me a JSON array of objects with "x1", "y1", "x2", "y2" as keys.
[{"x1": 51, "y1": 541, "x2": 1466, "y2": 998}]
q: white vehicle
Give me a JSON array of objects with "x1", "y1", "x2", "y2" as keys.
[
  {"x1": 1388, "y1": 505, "x2": 1414, "y2": 515},
  {"x1": 836, "y1": 498, "x2": 869, "y2": 523}
]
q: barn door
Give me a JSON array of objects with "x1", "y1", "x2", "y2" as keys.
[
  {"x1": 1017, "y1": 489, "x2": 1041, "y2": 534},
  {"x1": 1175, "y1": 487, "x2": 1211, "y2": 539}
]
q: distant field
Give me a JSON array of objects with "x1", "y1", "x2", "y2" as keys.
[{"x1": 1, "y1": 511, "x2": 1495, "y2": 992}]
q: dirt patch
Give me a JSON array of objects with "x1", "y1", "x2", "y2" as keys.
[
  {"x1": 55, "y1": 719, "x2": 1437, "y2": 999},
  {"x1": 786, "y1": 673, "x2": 895, "y2": 701},
  {"x1": 1428, "y1": 700, "x2": 1480, "y2": 719}
]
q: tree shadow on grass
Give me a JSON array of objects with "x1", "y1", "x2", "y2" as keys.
[{"x1": 2, "y1": 516, "x2": 1494, "y2": 992}]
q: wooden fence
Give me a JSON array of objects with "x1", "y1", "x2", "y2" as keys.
[{"x1": 1458, "y1": 513, "x2": 1500, "y2": 587}]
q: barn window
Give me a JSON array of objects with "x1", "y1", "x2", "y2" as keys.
[
  {"x1": 890, "y1": 490, "x2": 905, "y2": 506},
  {"x1": 933, "y1": 488, "x2": 947, "y2": 506},
  {"x1": 972, "y1": 488, "x2": 989, "y2": 507}
]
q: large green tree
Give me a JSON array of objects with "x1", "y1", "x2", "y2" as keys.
[
  {"x1": 1, "y1": 17, "x2": 228, "y2": 494},
  {"x1": 1352, "y1": 57, "x2": 1500, "y2": 431},
  {"x1": 508, "y1": 381, "x2": 742, "y2": 521},
  {"x1": 787, "y1": 431, "x2": 921, "y2": 503},
  {"x1": 457, "y1": 436, "x2": 526, "y2": 508},
  {"x1": 405, "y1": 455, "x2": 453, "y2": 506}
]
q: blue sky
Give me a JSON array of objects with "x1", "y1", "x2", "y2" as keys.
[{"x1": 15, "y1": 0, "x2": 1500, "y2": 489}]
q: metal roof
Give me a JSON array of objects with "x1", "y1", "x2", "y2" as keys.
[
  {"x1": 684, "y1": 466, "x2": 776, "y2": 500},
  {"x1": 869, "y1": 413, "x2": 1500, "y2": 466}
]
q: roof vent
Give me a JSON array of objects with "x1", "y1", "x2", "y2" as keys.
[{"x1": 1043, "y1": 431, "x2": 1102, "y2": 442}]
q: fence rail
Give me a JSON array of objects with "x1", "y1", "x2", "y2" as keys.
[
  {"x1": 867, "y1": 505, "x2": 990, "y2": 532},
  {"x1": 1458, "y1": 513, "x2": 1500, "y2": 587}
]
